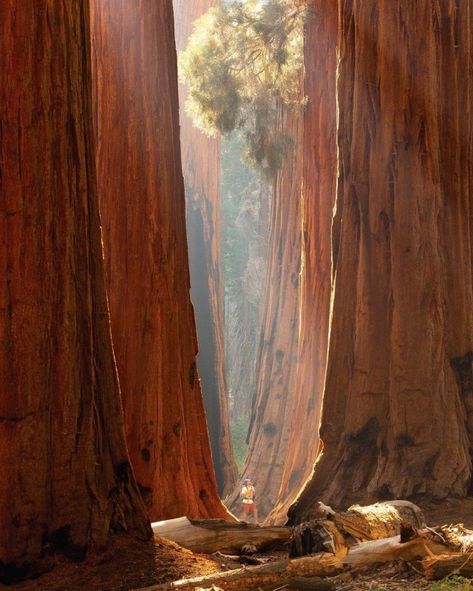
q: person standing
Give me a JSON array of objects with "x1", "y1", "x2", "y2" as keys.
[{"x1": 240, "y1": 478, "x2": 258, "y2": 524}]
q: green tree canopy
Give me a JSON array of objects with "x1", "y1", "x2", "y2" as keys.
[{"x1": 179, "y1": 0, "x2": 308, "y2": 177}]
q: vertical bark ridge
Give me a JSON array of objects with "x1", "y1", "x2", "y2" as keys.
[
  {"x1": 173, "y1": 0, "x2": 237, "y2": 497},
  {"x1": 0, "y1": 0, "x2": 149, "y2": 579},
  {"x1": 267, "y1": 0, "x2": 338, "y2": 524},
  {"x1": 228, "y1": 103, "x2": 304, "y2": 521},
  {"x1": 290, "y1": 0, "x2": 473, "y2": 521},
  {"x1": 90, "y1": 0, "x2": 229, "y2": 520}
]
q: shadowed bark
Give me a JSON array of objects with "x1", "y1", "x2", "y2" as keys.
[
  {"x1": 173, "y1": 0, "x2": 237, "y2": 497},
  {"x1": 290, "y1": 0, "x2": 473, "y2": 522},
  {"x1": 0, "y1": 0, "x2": 150, "y2": 580},
  {"x1": 90, "y1": 0, "x2": 229, "y2": 520}
]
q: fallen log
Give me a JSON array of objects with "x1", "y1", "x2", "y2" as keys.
[
  {"x1": 432, "y1": 524, "x2": 473, "y2": 553},
  {"x1": 290, "y1": 501, "x2": 426, "y2": 557},
  {"x1": 334, "y1": 500, "x2": 426, "y2": 542},
  {"x1": 134, "y1": 554, "x2": 340, "y2": 591},
  {"x1": 290, "y1": 519, "x2": 347, "y2": 557},
  {"x1": 137, "y1": 532, "x2": 442, "y2": 591},
  {"x1": 420, "y1": 523, "x2": 473, "y2": 579},
  {"x1": 151, "y1": 517, "x2": 291, "y2": 554},
  {"x1": 423, "y1": 553, "x2": 473, "y2": 580},
  {"x1": 342, "y1": 534, "x2": 440, "y2": 567}
]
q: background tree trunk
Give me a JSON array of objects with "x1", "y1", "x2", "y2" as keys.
[
  {"x1": 290, "y1": 0, "x2": 473, "y2": 522},
  {"x1": 227, "y1": 0, "x2": 338, "y2": 523},
  {"x1": 172, "y1": 0, "x2": 237, "y2": 497},
  {"x1": 267, "y1": 0, "x2": 338, "y2": 524},
  {"x1": 90, "y1": 0, "x2": 228, "y2": 520},
  {"x1": 0, "y1": 0, "x2": 150, "y2": 579},
  {"x1": 228, "y1": 104, "x2": 304, "y2": 520}
]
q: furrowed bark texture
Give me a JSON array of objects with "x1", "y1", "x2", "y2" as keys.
[
  {"x1": 228, "y1": 106, "x2": 304, "y2": 521},
  {"x1": 268, "y1": 0, "x2": 338, "y2": 524},
  {"x1": 0, "y1": 0, "x2": 150, "y2": 579},
  {"x1": 173, "y1": 0, "x2": 237, "y2": 497},
  {"x1": 290, "y1": 0, "x2": 473, "y2": 521},
  {"x1": 229, "y1": 1, "x2": 338, "y2": 524},
  {"x1": 90, "y1": 0, "x2": 228, "y2": 520},
  {"x1": 229, "y1": 179, "x2": 272, "y2": 424}
]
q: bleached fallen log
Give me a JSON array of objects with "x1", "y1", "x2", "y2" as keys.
[
  {"x1": 431, "y1": 524, "x2": 473, "y2": 553},
  {"x1": 151, "y1": 517, "x2": 291, "y2": 554},
  {"x1": 343, "y1": 534, "x2": 441, "y2": 567}
]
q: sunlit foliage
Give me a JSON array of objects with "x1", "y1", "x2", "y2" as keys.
[{"x1": 179, "y1": 0, "x2": 308, "y2": 177}]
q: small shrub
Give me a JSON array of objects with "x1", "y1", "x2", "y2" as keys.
[{"x1": 427, "y1": 575, "x2": 473, "y2": 591}]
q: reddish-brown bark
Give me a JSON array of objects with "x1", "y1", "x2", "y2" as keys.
[
  {"x1": 0, "y1": 0, "x2": 150, "y2": 579},
  {"x1": 90, "y1": 0, "x2": 229, "y2": 520},
  {"x1": 173, "y1": 0, "x2": 237, "y2": 497},
  {"x1": 290, "y1": 0, "x2": 473, "y2": 521},
  {"x1": 228, "y1": 104, "x2": 303, "y2": 520},
  {"x1": 268, "y1": 0, "x2": 338, "y2": 524},
  {"x1": 228, "y1": 1, "x2": 338, "y2": 523},
  {"x1": 229, "y1": 179, "x2": 272, "y2": 424}
]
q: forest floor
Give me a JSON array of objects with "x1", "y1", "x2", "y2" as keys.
[
  {"x1": 0, "y1": 536, "x2": 219, "y2": 591},
  {"x1": 3, "y1": 498, "x2": 473, "y2": 591}
]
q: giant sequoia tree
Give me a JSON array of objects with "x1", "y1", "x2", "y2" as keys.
[
  {"x1": 180, "y1": 0, "x2": 312, "y2": 521},
  {"x1": 90, "y1": 0, "x2": 228, "y2": 520},
  {"x1": 239, "y1": 0, "x2": 338, "y2": 524},
  {"x1": 230, "y1": 0, "x2": 473, "y2": 523},
  {"x1": 267, "y1": 0, "x2": 337, "y2": 523},
  {"x1": 0, "y1": 0, "x2": 149, "y2": 579},
  {"x1": 227, "y1": 102, "x2": 303, "y2": 520},
  {"x1": 173, "y1": 0, "x2": 237, "y2": 497},
  {"x1": 290, "y1": 0, "x2": 473, "y2": 521}
]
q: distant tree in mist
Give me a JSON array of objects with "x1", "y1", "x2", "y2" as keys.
[{"x1": 179, "y1": 0, "x2": 308, "y2": 178}]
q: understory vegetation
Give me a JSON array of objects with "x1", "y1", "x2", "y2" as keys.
[
  {"x1": 230, "y1": 415, "x2": 250, "y2": 471},
  {"x1": 369, "y1": 577, "x2": 473, "y2": 591},
  {"x1": 427, "y1": 577, "x2": 473, "y2": 590}
]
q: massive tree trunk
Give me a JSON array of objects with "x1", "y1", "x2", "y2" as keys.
[
  {"x1": 0, "y1": 0, "x2": 150, "y2": 580},
  {"x1": 228, "y1": 1, "x2": 338, "y2": 524},
  {"x1": 222, "y1": 145, "x2": 270, "y2": 427},
  {"x1": 230, "y1": 178, "x2": 272, "y2": 423},
  {"x1": 90, "y1": 0, "x2": 228, "y2": 520},
  {"x1": 172, "y1": 0, "x2": 237, "y2": 498},
  {"x1": 290, "y1": 0, "x2": 473, "y2": 522},
  {"x1": 228, "y1": 105, "x2": 304, "y2": 520},
  {"x1": 267, "y1": 0, "x2": 338, "y2": 524}
]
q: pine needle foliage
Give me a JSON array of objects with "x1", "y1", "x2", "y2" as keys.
[{"x1": 179, "y1": 0, "x2": 308, "y2": 178}]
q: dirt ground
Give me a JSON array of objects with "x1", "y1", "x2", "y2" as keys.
[
  {"x1": 3, "y1": 498, "x2": 473, "y2": 591},
  {"x1": 0, "y1": 536, "x2": 219, "y2": 591}
]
